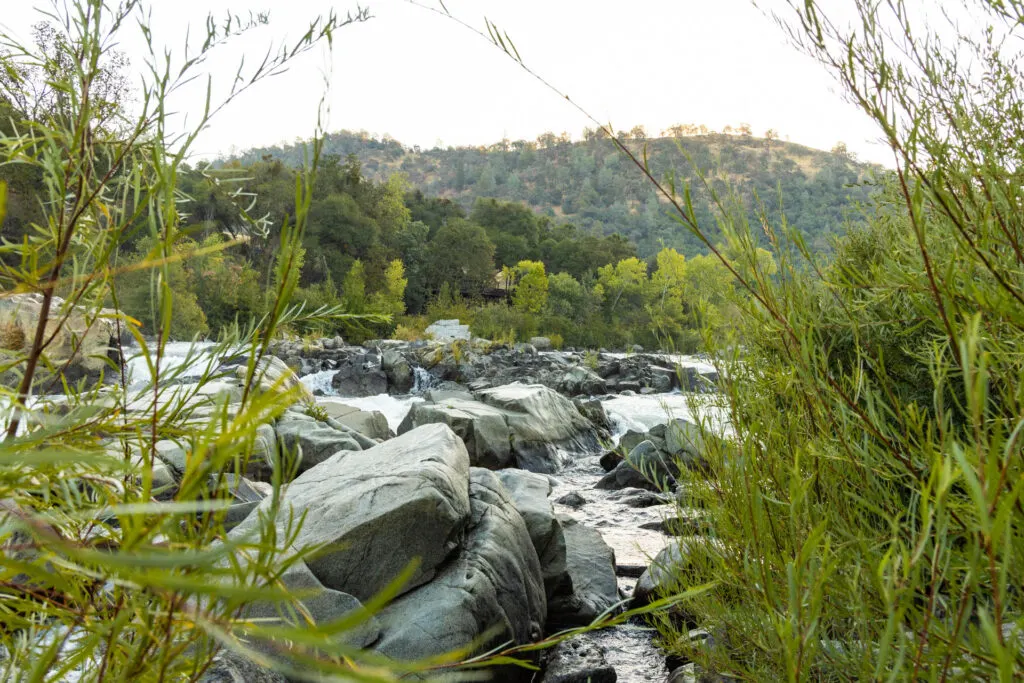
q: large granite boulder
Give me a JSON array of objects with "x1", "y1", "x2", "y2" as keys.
[
  {"x1": 242, "y1": 559, "x2": 380, "y2": 650},
  {"x1": 381, "y1": 348, "x2": 414, "y2": 394},
  {"x1": 558, "y1": 367, "x2": 607, "y2": 397},
  {"x1": 229, "y1": 424, "x2": 471, "y2": 603},
  {"x1": 632, "y1": 538, "x2": 701, "y2": 607},
  {"x1": 476, "y1": 383, "x2": 601, "y2": 473},
  {"x1": 330, "y1": 352, "x2": 388, "y2": 397},
  {"x1": 547, "y1": 515, "x2": 619, "y2": 628},
  {"x1": 495, "y1": 469, "x2": 569, "y2": 597},
  {"x1": 273, "y1": 416, "x2": 364, "y2": 476},
  {"x1": 399, "y1": 398, "x2": 512, "y2": 469},
  {"x1": 373, "y1": 468, "x2": 546, "y2": 661}
]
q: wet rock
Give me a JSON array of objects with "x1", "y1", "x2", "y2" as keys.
[
  {"x1": 476, "y1": 383, "x2": 601, "y2": 473},
  {"x1": 330, "y1": 352, "x2": 388, "y2": 397},
  {"x1": 599, "y1": 450, "x2": 624, "y2": 472},
  {"x1": 229, "y1": 424, "x2": 471, "y2": 604},
  {"x1": 633, "y1": 538, "x2": 701, "y2": 607},
  {"x1": 495, "y1": 469, "x2": 568, "y2": 597},
  {"x1": 574, "y1": 398, "x2": 614, "y2": 434},
  {"x1": 611, "y1": 489, "x2": 671, "y2": 508},
  {"x1": 559, "y1": 366, "x2": 607, "y2": 397},
  {"x1": 595, "y1": 440, "x2": 678, "y2": 492},
  {"x1": 548, "y1": 515, "x2": 619, "y2": 628},
  {"x1": 541, "y1": 633, "x2": 617, "y2": 683},
  {"x1": 373, "y1": 468, "x2": 545, "y2": 661},
  {"x1": 381, "y1": 348, "x2": 414, "y2": 394},
  {"x1": 556, "y1": 492, "x2": 587, "y2": 509}
]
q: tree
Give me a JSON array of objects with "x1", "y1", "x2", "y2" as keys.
[
  {"x1": 370, "y1": 258, "x2": 408, "y2": 317},
  {"x1": 426, "y1": 218, "x2": 496, "y2": 296},
  {"x1": 512, "y1": 260, "x2": 548, "y2": 313}
]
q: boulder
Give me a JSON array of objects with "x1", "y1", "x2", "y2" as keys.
[
  {"x1": 632, "y1": 538, "x2": 700, "y2": 607},
  {"x1": 596, "y1": 440, "x2": 678, "y2": 492},
  {"x1": 559, "y1": 366, "x2": 607, "y2": 397},
  {"x1": 330, "y1": 352, "x2": 388, "y2": 397},
  {"x1": 530, "y1": 336, "x2": 554, "y2": 351},
  {"x1": 476, "y1": 383, "x2": 601, "y2": 473},
  {"x1": 373, "y1": 468, "x2": 545, "y2": 661},
  {"x1": 574, "y1": 398, "x2": 614, "y2": 435},
  {"x1": 242, "y1": 559, "x2": 380, "y2": 651},
  {"x1": 399, "y1": 398, "x2": 513, "y2": 469},
  {"x1": 547, "y1": 515, "x2": 619, "y2": 628},
  {"x1": 556, "y1": 492, "x2": 587, "y2": 509},
  {"x1": 274, "y1": 417, "x2": 363, "y2": 476},
  {"x1": 229, "y1": 424, "x2": 471, "y2": 603},
  {"x1": 495, "y1": 468, "x2": 569, "y2": 597},
  {"x1": 598, "y1": 450, "x2": 623, "y2": 472},
  {"x1": 320, "y1": 402, "x2": 392, "y2": 441},
  {"x1": 235, "y1": 356, "x2": 312, "y2": 404},
  {"x1": 664, "y1": 418, "x2": 711, "y2": 472},
  {"x1": 381, "y1": 348, "x2": 414, "y2": 394},
  {"x1": 424, "y1": 319, "x2": 471, "y2": 342},
  {"x1": 541, "y1": 633, "x2": 617, "y2": 683},
  {"x1": 199, "y1": 652, "x2": 288, "y2": 683}
]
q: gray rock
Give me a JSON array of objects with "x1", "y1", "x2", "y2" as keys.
[
  {"x1": 559, "y1": 366, "x2": 607, "y2": 397},
  {"x1": 495, "y1": 469, "x2": 569, "y2": 597},
  {"x1": 199, "y1": 651, "x2": 288, "y2": 683},
  {"x1": 373, "y1": 468, "x2": 545, "y2": 661},
  {"x1": 541, "y1": 633, "x2": 617, "y2": 683},
  {"x1": 664, "y1": 418, "x2": 711, "y2": 473},
  {"x1": 425, "y1": 319, "x2": 471, "y2": 342},
  {"x1": 321, "y1": 402, "x2": 392, "y2": 441},
  {"x1": 229, "y1": 424, "x2": 471, "y2": 603},
  {"x1": 530, "y1": 336, "x2": 554, "y2": 351},
  {"x1": 476, "y1": 383, "x2": 601, "y2": 473},
  {"x1": 235, "y1": 355, "x2": 312, "y2": 404},
  {"x1": 633, "y1": 538, "x2": 700, "y2": 607},
  {"x1": 243, "y1": 560, "x2": 380, "y2": 651},
  {"x1": 574, "y1": 398, "x2": 613, "y2": 434},
  {"x1": 399, "y1": 398, "x2": 513, "y2": 469},
  {"x1": 649, "y1": 365, "x2": 676, "y2": 393},
  {"x1": 598, "y1": 450, "x2": 623, "y2": 472},
  {"x1": 274, "y1": 418, "x2": 363, "y2": 476},
  {"x1": 382, "y1": 348, "x2": 414, "y2": 394},
  {"x1": 556, "y1": 492, "x2": 587, "y2": 509},
  {"x1": 595, "y1": 440, "x2": 677, "y2": 492},
  {"x1": 330, "y1": 353, "x2": 388, "y2": 397},
  {"x1": 548, "y1": 515, "x2": 619, "y2": 628}
]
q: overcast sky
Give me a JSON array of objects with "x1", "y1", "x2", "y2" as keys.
[{"x1": 2, "y1": 0, "x2": 892, "y2": 163}]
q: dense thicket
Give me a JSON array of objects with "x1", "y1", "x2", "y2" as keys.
[
  {"x1": 233, "y1": 128, "x2": 877, "y2": 257},
  {"x1": 651, "y1": 1, "x2": 1024, "y2": 680}
]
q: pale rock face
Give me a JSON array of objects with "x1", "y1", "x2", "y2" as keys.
[
  {"x1": 0, "y1": 293, "x2": 121, "y2": 380},
  {"x1": 424, "y1": 319, "x2": 471, "y2": 342}
]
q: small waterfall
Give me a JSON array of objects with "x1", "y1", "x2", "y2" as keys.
[
  {"x1": 300, "y1": 369, "x2": 338, "y2": 396},
  {"x1": 411, "y1": 366, "x2": 436, "y2": 395}
]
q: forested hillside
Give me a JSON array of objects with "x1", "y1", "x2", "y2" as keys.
[{"x1": 234, "y1": 127, "x2": 879, "y2": 256}]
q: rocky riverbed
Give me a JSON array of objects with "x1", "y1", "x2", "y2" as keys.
[{"x1": 120, "y1": 336, "x2": 728, "y2": 682}]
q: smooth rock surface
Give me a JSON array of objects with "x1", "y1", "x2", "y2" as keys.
[
  {"x1": 229, "y1": 424, "x2": 471, "y2": 603},
  {"x1": 372, "y1": 468, "x2": 546, "y2": 661},
  {"x1": 547, "y1": 515, "x2": 619, "y2": 628},
  {"x1": 495, "y1": 468, "x2": 569, "y2": 597}
]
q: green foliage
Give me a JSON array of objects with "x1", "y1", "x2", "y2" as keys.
[
  {"x1": 642, "y1": 2, "x2": 1024, "y2": 680},
  {"x1": 232, "y1": 129, "x2": 877, "y2": 259},
  {"x1": 512, "y1": 260, "x2": 549, "y2": 314}
]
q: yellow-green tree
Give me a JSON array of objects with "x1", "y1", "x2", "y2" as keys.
[{"x1": 512, "y1": 259, "x2": 549, "y2": 313}]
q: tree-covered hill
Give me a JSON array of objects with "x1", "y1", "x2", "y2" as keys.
[{"x1": 233, "y1": 128, "x2": 880, "y2": 256}]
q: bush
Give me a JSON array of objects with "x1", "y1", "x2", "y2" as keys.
[{"x1": 651, "y1": 2, "x2": 1024, "y2": 680}]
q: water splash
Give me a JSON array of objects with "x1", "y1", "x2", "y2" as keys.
[
  {"x1": 300, "y1": 370, "x2": 338, "y2": 396},
  {"x1": 412, "y1": 366, "x2": 436, "y2": 394}
]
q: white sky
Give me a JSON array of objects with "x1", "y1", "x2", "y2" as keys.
[{"x1": 2, "y1": 0, "x2": 893, "y2": 164}]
